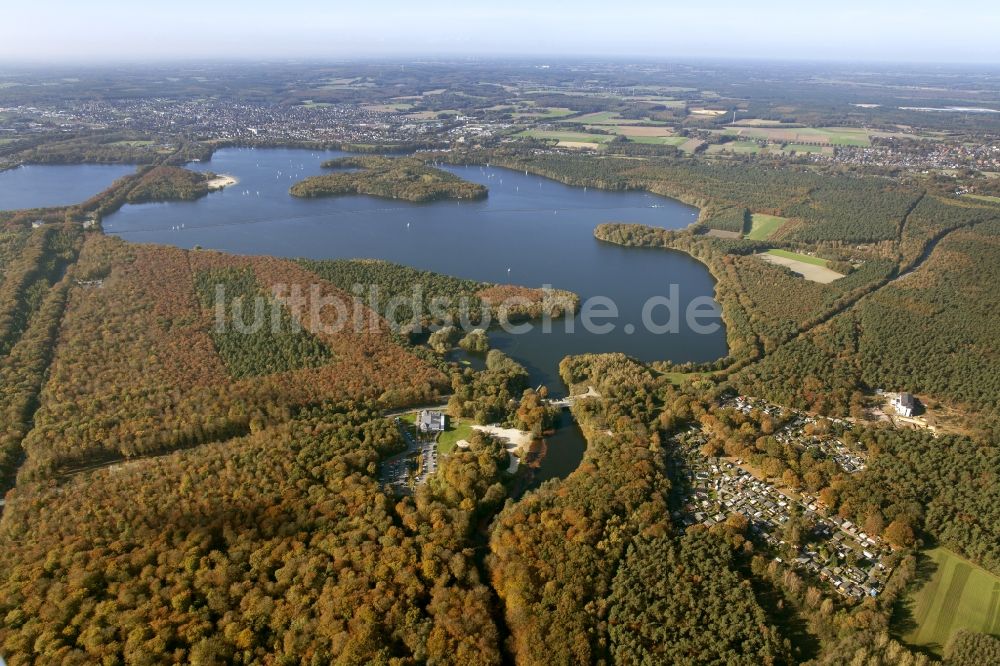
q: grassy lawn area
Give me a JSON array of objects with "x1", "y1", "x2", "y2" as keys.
[
  {"x1": 746, "y1": 214, "x2": 789, "y2": 240},
  {"x1": 395, "y1": 411, "x2": 469, "y2": 454},
  {"x1": 898, "y1": 547, "x2": 1000, "y2": 654},
  {"x1": 437, "y1": 419, "x2": 474, "y2": 454},
  {"x1": 518, "y1": 129, "x2": 615, "y2": 144},
  {"x1": 766, "y1": 248, "x2": 829, "y2": 267},
  {"x1": 663, "y1": 371, "x2": 710, "y2": 385}
]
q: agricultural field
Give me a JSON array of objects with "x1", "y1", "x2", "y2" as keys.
[
  {"x1": 900, "y1": 547, "x2": 1000, "y2": 654},
  {"x1": 560, "y1": 111, "x2": 626, "y2": 125},
  {"x1": 518, "y1": 129, "x2": 614, "y2": 146},
  {"x1": 513, "y1": 106, "x2": 574, "y2": 119},
  {"x1": 679, "y1": 138, "x2": 707, "y2": 153},
  {"x1": 746, "y1": 213, "x2": 789, "y2": 240},
  {"x1": 362, "y1": 102, "x2": 414, "y2": 112},
  {"x1": 627, "y1": 135, "x2": 689, "y2": 146},
  {"x1": 106, "y1": 140, "x2": 155, "y2": 147},
  {"x1": 610, "y1": 125, "x2": 675, "y2": 137},
  {"x1": 631, "y1": 97, "x2": 687, "y2": 108},
  {"x1": 725, "y1": 126, "x2": 872, "y2": 146},
  {"x1": 964, "y1": 193, "x2": 1000, "y2": 204},
  {"x1": 796, "y1": 127, "x2": 871, "y2": 146},
  {"x1": 765, "y1": 248, "x2": 829, "y2": 267},
  {"x1": 317, "y1": 77, "x2": 375, "y2": 90},
  {"x1": 405, "y1": 110, "x2": 460, "y2": 121},
  {"x1": 732, "y1": 118, "x2": 790, "y2": 127},
  {"x1": 299, "y1": 100, "x2": 333, "y2": 108},
  {"x1": 560, "y1": 111, "x2": 672, "y2": 126},
  {"x1": 706, "y1": 141, "x2": 763, "y2": 155},
  {"x1": 690, "y1": 108, "x2": 728, "y2": 116},
  {"x1": 758, "y1": 249, "x2": 844, "y2": 283},
  {"x1": 781, "y1": 143, "x2": 833, "y2": 154}
]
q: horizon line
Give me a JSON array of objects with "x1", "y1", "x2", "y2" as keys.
[{"x1": 2, "y1": 54, "x2": 1000, "y2": 69}]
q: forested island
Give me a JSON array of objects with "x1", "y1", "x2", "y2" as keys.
[
  {"x1": 289, "y1": 156, "x2": 488, "y2": 202},
  {"x1": 124, "y1": 165, "x2": 232, "y2": 204}
]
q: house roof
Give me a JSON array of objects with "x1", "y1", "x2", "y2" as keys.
[
  {"x1": 418, "y1": 410, "x2": 446, "y2": 428},
  {"x1": 898, "y1": 392, "x2": 915, "y2": 408}
]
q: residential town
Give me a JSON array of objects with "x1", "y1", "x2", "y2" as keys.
[
  {"x1": 815, "y1": 136, "x2": 1000, "y2": 172},
  {"x1": 0, "y1": 98, "x2": 509, "y2": 150}
]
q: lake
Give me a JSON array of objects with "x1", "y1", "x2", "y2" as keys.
[
  {"x1": 103, "y1": 148, "x2": 727, "y2": 390},
  {"x1": 23, "y1": 148, "x2": 728, "y2": 487},
  {"x1": 0, "y1": 163, "x2": 135, "y2": 210}
]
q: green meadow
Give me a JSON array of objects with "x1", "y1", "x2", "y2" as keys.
[
  {"x1": 746, "y1": 214, "x2": 788, "y2": 240},
  {"x1": 899, "y1": 547, "x2": 1000, "y2": 655}
]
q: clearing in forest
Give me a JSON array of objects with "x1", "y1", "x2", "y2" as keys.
[
  {"x1": 746, "y1": 214, "x2": 789, "y2": 240},
  {"x1": 758, "y1": 249, "x2": 843, "y2": 283}
]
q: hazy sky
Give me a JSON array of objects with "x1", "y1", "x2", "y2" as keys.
[{"x1": 2, "y1": 0, "x2": 998, "y2": 64}]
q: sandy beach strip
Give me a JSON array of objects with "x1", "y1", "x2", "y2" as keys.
[
  {"x1": 472, "y1": 425, "x2": 534, "y2": 453},
  {"x1": 206, "y1": 173, "x2": 238, "y2": 190}
]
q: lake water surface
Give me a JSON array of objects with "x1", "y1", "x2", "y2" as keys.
[
  {"x1": 0, "y1": 163, "x2": 135, "y2": 210},
  {"x1": 18, "y1": 148, "x2": 727, "y2": 486},
  {"x1": 104, "y1": 148, "x2": 727, "y2": 389}
]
